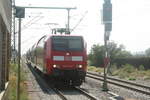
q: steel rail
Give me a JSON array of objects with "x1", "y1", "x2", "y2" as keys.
[
  {"x1": 51, "y1": 87, "x2": 68, "y2": 100},
  {"x1": 87, "y1": 71, "x2": 150, "y2": 90},
  {"x1": 74, "y1": 87, "x2": 99, "y2": 100},
  {"x1": 26, "y1": 59, "x2": 99, "y2": 100},
  {"x1": 86, "y1": 73, "x2": 150, "y2": 95},
  {"x1": 26, "y1": 60, "x2": 99, "y2": 100},
  {"x1": 25, "y1": 60, "x2": 68, "y2": 100}
]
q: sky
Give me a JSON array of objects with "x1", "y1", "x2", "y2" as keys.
[{"x1": 15, "y1": 0, "x2": 150, "y2": 54}]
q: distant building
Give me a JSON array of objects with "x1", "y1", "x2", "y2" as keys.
[{"x1": 0, "y1": 0, "x2": 12, "y2": 92}]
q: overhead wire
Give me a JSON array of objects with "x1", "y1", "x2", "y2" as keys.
[
  {"x1": 14, "y1": 13, "x2": 45, "y2": 53},
  {"x1": 22, "y1": 16, "x2": 44, "y2": 31},
  {"x1": 19, "y1": 10, "x2": 88, "y2": 53},
  {"x1": 71, "y1": 11, "x2": 88, "y2": 33}
]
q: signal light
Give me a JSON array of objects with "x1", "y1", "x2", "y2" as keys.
[{"x1": 103, "y1": 0, "x2": 112, "y2": 23}]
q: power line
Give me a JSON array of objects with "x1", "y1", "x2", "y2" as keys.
[
  {"x1": 22, "y1": 16, "x2": 44, "y2": 31},
  {"x1": 71, "y1": 11, "x2": 88, "y2": 33},
  {"x1": 14, "y1": 15, "x2": 44, "y2": 38},
  {"x1": 21, "y1": 33, "x2": 46, "y2": 45},
  {"x1": 22, "y1": 13, "x2": 43, "y2": 28}
]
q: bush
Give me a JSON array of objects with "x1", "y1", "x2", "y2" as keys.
[
  {"x1": 88, "y1": 66, "x2": 103, "y2": 73},
  {"x1": 90, "y1": 64, "x2": 150, "y2": 81},
  {"x1": 7, "y1": 64, "x2": 28, "y2": 100},
  {"x1": 121, "y1": 64, "x2": 135, "y2": 73},
  {"x1": 112, "y1": 64, "x2": 136, "y2": 79},
  {"x1": 108, "y1": 64, "x2": 117, "y2": 75},
  {"x1": 139, "y1": 65, "x2": 145, "y2": 71},
  {"x1": 128, "y1": 77, "x2": 136, "y2": 80}
]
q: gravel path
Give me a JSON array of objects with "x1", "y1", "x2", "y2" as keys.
[
  {"x1": 80, "y1": 78, "x2": 114, "y2": 100},
  {"x1": 84, "y1": 71, "x2": 150, "y2": 100},
  {"x1": 22, "y1": 61, "x2": 62, "y2": 100}
]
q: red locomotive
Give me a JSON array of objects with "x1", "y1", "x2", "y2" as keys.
[{"x1": 27, "y1": 34, "x2": 87, "y2": 86}]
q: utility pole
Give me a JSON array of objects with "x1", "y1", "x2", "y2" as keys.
[
  {"x1": 17, "y1": 18, "x2": 21, "y2": 100},
  {"x1": 102, "y1": 0, "x2": 112, "y2": 91},
  {"x1": 66, "y1": 8, "x2": 70, "y2": 34},
  {"x1": 13, "y1": 0, "x2": 16, "y2": 63},
  {"x1": 0, "y1": 19, "x2": 5, "y2": 92},
  {"x1": 15, "y1": 6, "x2": 25, "y2": 100}
]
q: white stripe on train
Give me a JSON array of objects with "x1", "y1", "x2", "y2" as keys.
[{"x1": 53, "y1": 56, "x2": 83, "y2": 61}]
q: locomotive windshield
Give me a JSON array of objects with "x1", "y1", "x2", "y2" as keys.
[{"x1": 52, "y1": 36, "x2": 83, "y2": 51}]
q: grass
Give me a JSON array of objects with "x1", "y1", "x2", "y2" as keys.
[
  {"x1": 87, "y1": 66, "x2": 104, "y2": 73},
  {"x1": 7, "y1": 63, "x2": 28, "y2": 100},
  {"x1": 110, "y1": 64, "x2": 150, "y2": 80},
  {"x1": 88, "y1": 64, "x2": 150, "y2": 81}
]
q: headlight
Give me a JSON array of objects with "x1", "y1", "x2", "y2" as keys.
[
  {"x1": 53, "y1": 64, "x2": 57, "y2": 68},
  {"x1": 53, "y1": 64, "x2": 60, "y2": 68},
  {"x1": 78, "y1": 65, "x2": 82, "y2": 68}
]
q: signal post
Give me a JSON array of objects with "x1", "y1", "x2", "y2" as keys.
[
  {"x1": 102, "y1": 0, "x2": 112, "y2": 91},
  {"x1": 15, "y1": 7, "x2": 25, "y2": 100}
]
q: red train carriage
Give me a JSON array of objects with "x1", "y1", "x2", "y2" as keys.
[{"x1": 29, "y1": 35, "x2": 87, "y2": 86}]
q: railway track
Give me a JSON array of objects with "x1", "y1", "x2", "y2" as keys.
[
  {"x1": 26, "y1": 62, "x2": 68, "y2": 100},
  {"x1": 55, "y1": 86, "x2": 99, "y2": 100},
  {"x1": 25, "y1": 60, "x2": 99, "y2": 100},
  {"x1": 50, "y1": 87, "x2": 68, "y2": 100},
  {"x1": 87, "y1": 71, "x2": 150, "y2": 96},
  {"x1": 74, "y1": 87, "x2": 98, "y2": 100}
]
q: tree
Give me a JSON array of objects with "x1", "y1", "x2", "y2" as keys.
[
  {"x1": 88, "y1": 41, "x2": 132, "y2": 67},
  {"x1": 145, "y1": 48, "x2": 150, "y2": 57},
  {"x1": 107, "y1": 42, "x2": 132, "y2": 60},
  {"x1": 88, "y1": 44, "x2": 105, "y2": 67}
]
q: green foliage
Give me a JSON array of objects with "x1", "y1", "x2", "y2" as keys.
[
  {"x1": 122, "y1": 64, "x2": 135, "y2": 73},
  {"x1": 88, "y1": 44, "x2": 105, "y2": 67},
  {"x1": 145, "y1": 48, "x2": 150, "y2": 57},
  {"x1": 108, "y1": 64, "x2": 117, "y2": 75},
  {"x1": 111, "y1": 64, "x2": 150, "y2": 80},
  {"x1": 88, "y1": 66, "x2": 103, "y2": 73},
  {"x1": 10, "y1": 64, "x2": 18, "y2": 75},
  {"x1": 8, "y1": 64, "x2": 28, "y2": 100},
  {"x1": 108, "y1": 42, "x2": 132, "y2": 59},
  {"x1": 88, "y1": 42, "x2": 132, "y2": 67},
  {"x1": 139, "y1": 65, "x2": 145, "y2": 71},
  {"x1": 112, "y1": 64, "x2": 136, "y2": 79},
  {"x1": 90, "y1": 63, "x2": 150, "y2": 81},
  {"x1": 36, "y1": 47, "x2": 43, "y2": 53},
  {"x1": 128, "y1": 77, "x2": 136, "y2": 80},
  {"x1": 112, "y1": 57, "x2": 150, "y2": 69},
  {"x1": 139, "y1": 70, "x2": 150, "y2": 80}
]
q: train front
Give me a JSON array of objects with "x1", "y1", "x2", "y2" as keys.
[{"x1": 47, "y1": 35, "x2": 87, "y2": 86}]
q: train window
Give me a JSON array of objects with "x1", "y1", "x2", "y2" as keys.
[
  {"x1": 52, "y1": 36, "x2": 83, "y2": 51},
  {"x1": 52, "y1": 39, "x2": 67, "y2": 51},
  {"x1": 68, "y1": 39, "x2": 83, "y2": 51}
]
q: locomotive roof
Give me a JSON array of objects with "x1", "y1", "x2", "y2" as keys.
[
  {"x1": 44, "y1": 34, "x2": 83, "y2": 40},
  {"x1": 28, "y1": 34, "x2": 85, "y2": 52},
  {"x1": 49, "y1": 34, "x2": 83, "y2": 37}
]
